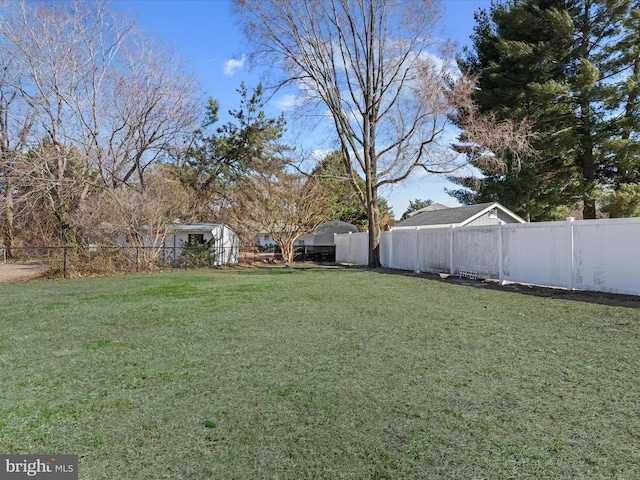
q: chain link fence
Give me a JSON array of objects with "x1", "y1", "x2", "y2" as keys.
[
  {"x1": 0, "y1": 244, "x2": 337, "y2": 283},
  {"x1": 0, "y1": 245, "x2": 249, "y2": 282}
]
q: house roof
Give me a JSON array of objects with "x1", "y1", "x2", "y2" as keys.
[
  {"x1": 313, "y1": 220, "x2": 360, "y2": 234},
  {"x1": 168, "y1": 222, "x2": 228, "y2": 232},
  {"x1": 312, "y1": 220, "x2": 360, "y2": 245},
  {"x1": 405, "y1": 203, "x2": 449, "y2": 217},
  {"x1": 394, "y1": 202, "x2": 525, "y2": 228}
]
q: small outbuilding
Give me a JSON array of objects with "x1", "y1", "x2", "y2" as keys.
[
  {"x1": 393, "y1": 202, "x2": 526, "y2": 229},
  {"x1": 163, "y1": 223, "x2": 239, "y2": 265}
]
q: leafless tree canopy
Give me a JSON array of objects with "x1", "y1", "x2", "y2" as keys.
[
  {"x1": 75, "y1": 165, "x2": 190, "y2": 264},
  {"x1": 233, "y1": 0, "x2": 462, "y2": 266},
  {"x1": 0, "y1": 0, "x2": 203, "y2": 246},
  {"x1": 236, "y1": 172, "x2": 331, "y2": 264},
  {"x1": 447, "y1": 75, "x2": 536, "y2": 175}
]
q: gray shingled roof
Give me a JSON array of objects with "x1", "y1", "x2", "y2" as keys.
[{"x1": 395, "y1": 203, "x2": 497, "y2": 227}]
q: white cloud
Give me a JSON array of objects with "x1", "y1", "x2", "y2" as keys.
[
  {"x1": 310, "y1": 149, "x2": 333, "y2": 162},
  {"x1": 273, "y1": 94, "x2": 304, "y2": 111},
  {"x1": 223, "y1": 56, "x2": 246, "y2": 76}
]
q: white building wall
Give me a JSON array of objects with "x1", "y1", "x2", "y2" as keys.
[
  {"x1": 213, "y1": 224, "x2": 239, "y2": 265},
  {"x1": 165, "y1": 224, "x2": 239, "y2": 265},
  {"x1": 466, "y1": 212, "x2": 498, "y2": 227},
  {"x1": 256, "y1": 233, "x2": 277, "y2": 249}
]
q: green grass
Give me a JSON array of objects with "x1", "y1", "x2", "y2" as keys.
[{"x1": 0, "y1": 265, "x2": 638, "y2": 479}]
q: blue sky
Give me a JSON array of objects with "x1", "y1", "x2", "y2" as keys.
[{"x1": 112, "y1": 0, "x2": 492, "y2": 217}]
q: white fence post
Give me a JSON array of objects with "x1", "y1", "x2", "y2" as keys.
[
  {"x1": 415, "y1": 227, "x2": 420, "y2": 273},
  {"x1": 449, "y1": 225, "x2": 455, "y2": 275},
  {"x1": 566, "y1": 217, "x2": 574, "y2": 291},
  {"x1": 498, "y1": 223, "x2": 504, "y2": 285}
]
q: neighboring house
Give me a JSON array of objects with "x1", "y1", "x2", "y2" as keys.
[
  {"x1": 255, "y1": 220, "x2": 360, "y2": 261},
  {"x1": 161, "y1": 223, "x2": 239, "y2": 265},
  {"x1": 256, "y1": 231, "x2": 277, "y2": 250},
  {"x1": 404, "y1": 203, "x2": 449, "y2": 218},
  {"x1": 393, "y1": 202, "x2": 526, "y2": 229},
  {"x1": 298, "y1": 220, "x2": 361, "y2": 246},
  {"x1": 256, "y1": 220, "x2": 361, "y2": 249},
  {"x1": 297, "y1": 220, "x2": 361, "y2": 262}
]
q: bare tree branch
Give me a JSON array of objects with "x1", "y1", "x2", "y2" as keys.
[{"x1": 234, "y1": 0, "x2": 454, "y2": 267}]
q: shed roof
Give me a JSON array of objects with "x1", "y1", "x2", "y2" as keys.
[
  {"x1": 167, "y1": 222, "x2": 229, "y2": 232},
  {"x1": 394, "y1": 202, "x2": 525, "y2": 227}
]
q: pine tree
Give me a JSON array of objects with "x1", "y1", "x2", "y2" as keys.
[
  {"x1": 401, "y1": 199, "x2": 434, "y2": 220},
  {"x1": 311, "y1": 151, "x2": 368, "y2": 228},
  {"x1": 449, "y1": 1, "x2": 578, "y2": 221},
  {"x1": 568, "y1": 0, "x2": 632, "y2": 218},
  {"x1": 311, "y1": 151, "x2": 394, "y2": 229},
  {"x1": 450, "y1": 0, "x2": 638, "y2": 220},
  {"x1": 600, "y1": 1, "x2": 640, "y2": 211}
]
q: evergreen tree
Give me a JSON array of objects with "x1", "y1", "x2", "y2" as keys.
[
  {"x1": 568, "y1": 0, "x2": 632, "y2": 218},
  {"x1": 401, "y1": 199, "x2": 434, "y2": 220},
  {"x1": 311, "y1": 151, "x2": 393, "y2": 229},
  {"x1": 449, "y1": 1, "x2": 577, "y2": 221},
  {"x1": 450, "y1": 0, "x2": 638, "y2": 220},
  {"x1": 600, "y1": 1, "x2": 640, "y2": 206},
  {"x1": 311, "y1": 151, "x2": 368, "y2": 228},
  {"x1": 175, "y1": 84, "x2": 290, "y2": 221}
]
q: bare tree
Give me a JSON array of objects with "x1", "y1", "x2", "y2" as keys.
[
  {"x1": 446, "y1": 74, "x2": 536, "y2": 176},
  {"x1": 0, "y1": 1, "x2": 102, "y2": 242},
  {"x1": 233, "y1": 0, "x2": 462, "y2": 267},
  {"x1": 75, "y1": 165, "x2": 190, "y2": 266},
  {"x1": 0, "y1": 38, "x2": 35, "y2": 252},
  {"x1": 237, "y1": 172, "x2": 331, "y2": 264},
  {"x1": 0, "y1": 0, "x2": 203, "y2": 244},
  {"x1": 106, "y1": 39, "x2": 203, "y2": 190}
]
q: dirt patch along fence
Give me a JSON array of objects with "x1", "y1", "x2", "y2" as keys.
[{"x1": 0, "y1": 247, "x2": 65, "y2": 282}]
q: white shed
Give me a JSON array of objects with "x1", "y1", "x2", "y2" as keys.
[{"x1": 163, "y1": 223, "x2": 239, "y2": 265}]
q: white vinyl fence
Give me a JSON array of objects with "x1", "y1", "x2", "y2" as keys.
[
  {"x1": 334, "y1": 231, "x2": 369, "y2": 266},
  {"x1": 335, "y1": 217, "x2": 640, "y2": 296}
]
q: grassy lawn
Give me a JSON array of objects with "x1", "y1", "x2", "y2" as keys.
[{"x1": 0, "y1": 265, "x2": 638, "y2": 479}]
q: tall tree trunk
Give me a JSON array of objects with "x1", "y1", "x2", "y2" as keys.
[
  {"x1": 281, "y1": 238, "x2": 294, "y2": 265},
  {"x1": 581, "y1": 130, "x2": 597, "y2": 219},
  {"x1": 618, "y1": 51, "x2": 640, "y2": 184},
  {"x1": 3, "y1": 176, "x2": 13, "y2": 256},
  {"x1": 367, "y1": 183, "x2": 381, "y2": 268},
  {"x1": 578, "y1": 2, "x2": 597, "y2": 220}
]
